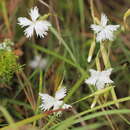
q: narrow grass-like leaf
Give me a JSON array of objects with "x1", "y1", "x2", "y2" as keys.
[
  {"x1": 30, "y1": 43, "x2": 85, "y2": 74},
  {"x1": 50, "y1": 96, "x2": 130, "y2": 129},
  {"x1": 50, "y1": 27, "x2": 76, "y2": 63}
]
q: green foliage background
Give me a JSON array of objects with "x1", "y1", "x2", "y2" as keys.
[{"x1": 0, "y1": 0, "x2": 130, "y2": 130}]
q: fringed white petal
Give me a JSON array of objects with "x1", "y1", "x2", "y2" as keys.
[
  {"x1": 24, "y1": 24, "x2": 34, "y2": 38},
  {"x1": 96, "y1": 81, "x2": 105, "y2": 90},
  {"x1": 90, "y1": 24, "x2": 102, "y2": 33},
  {"x1": 101, "y1": 68, "x2": 114, "y2": 84},
  {"x1": 17, "y1": 17, "x2": 32, "y2": 27},
  {"x1": 85, "y1": 77, "x2": 97, "y2": 86},
  {"x1": 89, "y1": 69, "x2": 97, "y2": 75},
  {"x1": 38, "y1": 59, "x2": 47, "y2": 69},
  {"x1": 53, "y1": 101, "x2": 63, "y2": 110},
  {"x1": 39, "y1": 93, "x2": 55, "y2": 111},
  {"x1": 101, "y1": 13, "x2": 108, "y2": 26},
  {"x1": 34, "y1": 21, "x2": 51, "y2": 38},
  {"x1": 85, "y1": 69, "x2": 99, "y2": 85},
  {"x1": 106, "y1": 25, "x2": 120, "y2": 32},
  {"x1": 96, "y1": 28, "x2": 114, "y2": 42},
  {"x1": 55, "y1": 87, "x2": 66, "y2": 100},
  {"x1": 103, "y1": 68, "x2": 113, "y2": 77},
  {"x1": 29, "y1": 6, "x2": 40, "y2": 21},
  {"x1": 29, "y1": 60, "x2": 38, "y2": 68}
]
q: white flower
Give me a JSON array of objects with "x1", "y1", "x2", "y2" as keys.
[
  {"x1": 29, "y1": 55, "x2": 47, "y2": 69},
  {"x1": 18, "y1": 6, "x2": 51, "y2": 38},
  {"x1": 0, "y1": 39, "x2": 14, "y2": 51},
  {"x1": 91, "y1": 13, "x2": 120, "y2": 42},
  {"x1": 39, "y1": 87, "x2": 72, "y2": 114},
  {"x1": 85, "y1": 68, "x2": 113, "y2": 90}
]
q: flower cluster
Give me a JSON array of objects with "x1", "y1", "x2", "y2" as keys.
[
  {"x1": 17, "y1": 6, "x2": 120, "y2": 114},
  {"x1": 0, "y1": 39, "x2": 14, "y2": 51},
  {"x1": 85, "y1": 13, "x2": 120, "y2": 91},
  {"x1": 84, "y1": 12, "x2": 120, "y2": 110}
]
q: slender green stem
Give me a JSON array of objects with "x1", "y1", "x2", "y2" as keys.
[
  {"x1": 50, "y1": 27, "x2": 76, "y2": 63},
  {"x1": 64, "y1": 73, "x2": 88, "y2": 103},
  {"x1": 35, "y1": 70, "x2": 43, "y2": 114},
  {"x1": 0, "y1": 106, "x2": 17, "y2": 130},
  {"x1": 34, "y1": 70, "x2": 43, "y2": 126},
  {"x1": 100, "y1": 43, "x2": 111, "y2": 68}
]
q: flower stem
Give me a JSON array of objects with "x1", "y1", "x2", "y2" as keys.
[{"x1": 100, "y1": 43, "x2": 111, "y2": 68}]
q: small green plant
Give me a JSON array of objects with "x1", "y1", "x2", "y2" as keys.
[{"x1": 0, "y1": 39, "x2": 20, "y2": 84}]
